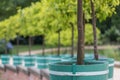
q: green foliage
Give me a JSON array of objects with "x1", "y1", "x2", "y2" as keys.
[
  {"x1": 0, "y1": 40, "x2": 6, "y2": 54},
  {"x1": 0, "y1": 0, "x2": 39, "y2": 21},
  {"x1": 83, "y1": 0, "x2": 120, "y2": 21},
  {"x1": 0, "y1": 0, "x2": 119, "y2": 43},
  {"x1": 45, "y1": 24, "x2": 101, "y2": 46},
  {"x1": 103, "y1": 26, "x2": 120, "y2": 42},
  {"x1": 85, "y1": 24, "x2": 100, "y2": 45},
  {"x1": 98, "y1": 6, "x2": 120, "y2": 43},
  {"x1": 100, "y1": 46, "x2": 120, "y2": 61}
]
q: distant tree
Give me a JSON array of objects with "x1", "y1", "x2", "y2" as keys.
[{"x1": 0, "y1": 0, "x2": 39, "y2": 21}]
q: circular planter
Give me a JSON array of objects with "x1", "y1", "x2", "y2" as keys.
[
  {"x1": 97, "y1": 58, "x2": 114, "y2": 80},
  {"x1": 60, "y1": 54, "x2": 71, "y2": 57},
  {"x1": 49, "y1": 61, "x2": 108, "y2": 80},
  {"x1": 23, "y1": 55, "x2": 35, "y2": 67},
  {"x1": 1, "y1": 55, "x2": 10, "y2": 64},
  {"x1": 36, "y1": 56, "x2": 48, "y2": 69},
  {"x1": 48, "y1": 56, "x2": 61, "y2": 64},
  {"x1": 85, "y1": 58, "x2": 114, "y2": 80},
  {"x1": 61, "y1": 56, "x2": 76, "y2": 62},
  {"x1": 85, "y1": 53, "x2": 94, "y2": 59},
  {"x1": 13, "y1": 55, "x2": 23, "y2": 66}
]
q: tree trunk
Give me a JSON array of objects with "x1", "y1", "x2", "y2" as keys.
[
  {"x1": 77, "y1": 0, "x2": 84, "y2": 65},
  {"x1": 4, "y1": 33, "x2": 8, "y2": 54},
  {"x1": 90, "y1": 0, "x2": 98, "y2": 60},
  {"x1": 83, "y1": 13, "x2": 85, "y2": 45},
  {"x1": 51, "y1": 47, "x2": 54, "y2": 55},
  {"x1": 16, "y1": 35, "x2": 19, "y2": 55},
  {"x1": 70, "y1": 22, "x2": 74, "y2": 57},
  {"x1": 28, "y1": 36, "x2": 32, "y2": 55},
  {"x1": 42, "y1": 36, "x2": 45, "y2": 56},
  {"x1": 57, "y1": 30, "x2": 61, "y2": 56},
  {"x1": 5, "y1": 39, "x2": 8, "y2": 54}
]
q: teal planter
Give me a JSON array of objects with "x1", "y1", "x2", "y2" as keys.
[
  {"x1": 23, "y1": 56, "x2": 35, "y2": 67},
  {"x1": 1, "y1": 55, "x2": 10, "y2": 64},
  {"x1": 13, "y1": 55, "x2": 22, "y2": 66},
  {"x1": 85, "y1": 58, "x2": 114, "y2": 80},
  {"x1": 36, "y1": 56, "x2": 48, "y2": 69},
  {"x1": 85, "y1": 53, "x2": 94, "y2": 59},
  {"x1": 48, "y1": 56, "x2": 61, "y2": 64},
  {"x1": 97, "y1": 58, "x2": 114, "y2": 80},
  {"x1": 60, "y1": 54, "x2": 71, "y2": 57},
  {"x1": 49, "y1": 61, "x2": 108, "y2": 80},
  {"x1": 61, "y1": 57, "x2": 72, "y2": 62},
  {"x1": 61, "y1": 56, "x2": 76, "y2": 62}
]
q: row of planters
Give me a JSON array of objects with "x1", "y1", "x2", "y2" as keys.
[
  {"x1": 0, "y1": 53, "x2": 91, "y2": 68},
  {"x1": 0, "y1": 54, "x2": 61, "y2": 68},
  {"x1": 0, "y1": 54, "x2": 114, "y2": 80}
]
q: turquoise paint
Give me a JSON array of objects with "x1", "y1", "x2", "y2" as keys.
[
  {"x1": 36, "y1": 56, "x2": 48, "y2": 69},
  {"x1": 1, "y1": 55, "x2": 10, "y2": 64},
  {"x1": 85, "y1": 58, "x2": 114, "y2": 80},
  {"x1": 49, "y1": 61, "x2": 108, "y2": 80},
  {"x1": 23, "y1": 55, "x2": 35, "y2": 67},
  {"x1": 97, "y1": 58, "x2": 114, "y2": 80},
  {"x1": 13, "y1": 55, "x2": 22, "y2": 66},
  {"x1": 48, "y1": 56, "x2": 61, "y2": 64}
]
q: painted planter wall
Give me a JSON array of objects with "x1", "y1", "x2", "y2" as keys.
[
  {"x1": 49, "y1": 61, "x2": 108, "y2": 80},
  {"x1": 48, "y1": 56, "x2": 61, "y2": 64},
  {"x1": 98, "y1": 58, "x2": 114, "y2": 80},
  {"x1": 23, "y1": 56, "x2": 35, "y2": 67},
  {"x1": 36, "y1": 56, "x2": 48, "y2": 69},
  {"x1": 1, "y1": 55, "x2": 10, "y2": 64},
  {"x1": 85, "y1": 58, "x2": 114, "y2": 80},
  {"x1": 13, "y1": 55, "x2": 23, "y2": 66}
]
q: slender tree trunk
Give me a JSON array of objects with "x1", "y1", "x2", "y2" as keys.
[
  {"x1": 70, "y1": 22, "x2": 74, "y2": 57},
  {"x1": 83, "y1": 13, "x2": 85, "y2": 46},
  {"x1": 42, "y1": 36, "x2": 45, "y2": 56},
  {"x1": 28, "y1": 36, "x2": 32, "y2": 55},
  {"x1": 90, "y1": 0, "x2": 98, "y2": 60},
  {"x1": 51, "y1": 47, "x2": 54, "y2": 55},
  {"x1": 77, "y1": 0, "x2": 84, "y2": 65},
  {"x1": 4, "y1": 33, "x2": 8, "y2": 54},
  {"x1": 16, "y1": 35, "x2": 19, "y2": 55},
  {"x1": 5, "y1": 39, "x2": 8, "y2": 54},
  {"x1": 57, "y1": 30, "x2": 61, "y2": 56}
]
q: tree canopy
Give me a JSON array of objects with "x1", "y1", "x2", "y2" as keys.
[{"x1": 0, "y1": 0, "x2": 119, "y2": 45}]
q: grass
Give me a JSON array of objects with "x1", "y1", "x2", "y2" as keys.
[
  {"x1": 10, "y1": 45, "x2": 120, "y2": 61},
  {"x1": 98, "y1": 48, "x2": 120, "y2": 61},
  {"x1": 11, "y1": 45, "x2": 43, "y2": 54},
  {"x1": 85, "y1": 48, "x2": 120, "y2": 61},
  {"x1": 11, "y1": 45, "x2": 62, "y2": 54}
]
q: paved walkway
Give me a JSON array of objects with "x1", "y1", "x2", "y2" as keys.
[{"x1": 114, "y1": 68, "x2": 120, "y2": 80}]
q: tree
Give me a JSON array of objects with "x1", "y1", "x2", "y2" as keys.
[
  {"x1": 90, "y1": 0, "x2": 98, "y2": 60},
  {"x1": 0, "y1": 0, "x2": 39, "y2": 21},
  {"x1": 77, "y1": 0, "x2": 84, "y2": 65},
  {"x1": 70, "y1": 22, "x2": 74, "y2": 57}
]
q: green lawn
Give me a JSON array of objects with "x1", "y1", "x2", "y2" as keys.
[
  {"x1": 12, "y1": 45, "x2": 42, "y2": 54},
  {"x1": 85, "y1": 49, "x2": 120, "y2": 61},
  {"x1": 11, "y1": 45, "x2": 120, "y2": 61},
  {"x1": 11, "y1": 45, "x2": 57, "y2": 54}
]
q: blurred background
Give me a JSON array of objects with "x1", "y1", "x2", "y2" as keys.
[{"x1": 0, "y1": 0, "x2": 119, "y2": 61}]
